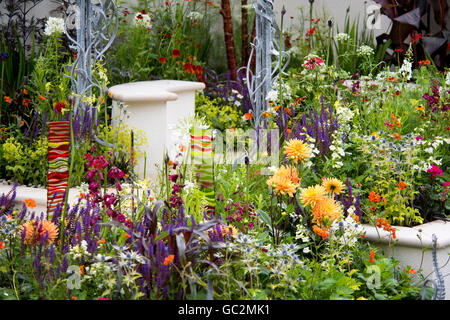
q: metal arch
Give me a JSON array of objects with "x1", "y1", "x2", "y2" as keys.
[
  {"x1": 245, "y1": 0, "x2": 290, "y2": 130},
  {"x1": 64, "y1": 0, "x2": 118, "y2": 146}
]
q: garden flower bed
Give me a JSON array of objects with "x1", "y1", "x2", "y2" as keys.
[{"x1": 0, "y1": 0, "x2": 448, "y2": 302}]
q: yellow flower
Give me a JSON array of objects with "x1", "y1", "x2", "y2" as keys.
[
  {"x1": 301, "y1": 185, "x2": 327, "y2": 207},
  {"x1": 283, "y1": 138, "x2": 311, "y2": 164},
  {"x1": 311, "y1": 197, "x2": 343, "y2": 227},
  {"x1": 267, "y1": 165, "x2": 300, "y2": 197},
  {"x1": 322, "y1": 177, "x2": 344, "y2": 195}
]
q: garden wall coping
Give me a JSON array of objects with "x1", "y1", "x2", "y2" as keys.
[{"x1": 362, "y1": 220, "x2": 450, "y2": 249}]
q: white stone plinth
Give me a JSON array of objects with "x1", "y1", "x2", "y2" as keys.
[
  {"x1": 362, "y1": 221, "x2": 450, "y2": 299},
  {"x1": 109, "y1": 80, "x2": 205, "y2": 180}
]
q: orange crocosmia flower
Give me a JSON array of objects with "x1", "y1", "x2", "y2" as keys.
[
  {"x1": 312, "y1": 225, "x2": 330, "y2": 240},
  {"x1": 22, "y1": 98, "x2": 32, "y2": 107},
  {"x1": 418, "y1": 60, "x2": 430, "y2": 66},
  {"x1": 369, "y1": 206, "x2": 376, "y2": 212},
  {"x1": 24, "y1": 198, "x2": 37, "y2": 208},
  {"x1": 244, "y1": 112, "x2": 253, "y2": 120},
  {"x1": 23, "y1": 89, "x2": 28, "y2": 95},
  {"x1": 368, "y1": 191, "x2": 380, "y2": 203},
  {"x1": 409, "y1": 268, "x2": 416, "y2": 274},
  {"x1": 388, "y1": 123, "x2": 394, "y2": 130},
  {"x1": 393, "y1": 133, "x2": 402, "y2": 140},
  {"x1": 38, "y1": 94, "x2": 46, "y2": 101},
  {"x1": 382, "y1": 197, "x2": 387, "y2": 205},
  {"x1": 163, "y1": 254, "x2": 175, "y2": 266},
  {"x1": 390, "y1": 113, "x2": 401, "y2": 128},
  {"x1": 4, "y1": 96, "x2": 11, "y2": 104},
  {"x1": 97, "y1": 238, "x2": 106, "y2": 245},
  {"x1": 80, "y1": 265, "x2": 85, "y2": 275},
  {"x1": 398, "y1": 181, "x2": 406, "y2": 190},
  {"x1": 369, "y1": 250, "x2": 375, "y2": 263},
  {"x1": 0, "y1": 241, "x2": 3, "y2": 249},
  {"x1": 124, "y1": 233, "x2": 131, "y2": 239}
]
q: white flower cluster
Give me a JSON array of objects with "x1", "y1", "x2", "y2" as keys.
[
  {"x1": 335, "y1": 33, "x2": 350, "y2": 42},
  {"x1": 266, "y1": 80, "x2": 293, "y2": 103},
  {"x1": 44, "y1": 17, "x2": 65, "y2": 36},
  {"x1": 446, "y1": 70, "x2": 450, "y2": 86},
  {"x1": 329, "y1": 214, "x2": 364, "y2": 247},
  {"x1": 398, "y1": 58, "x2": 412, "y2": 81},
  {"x1": 356, "y1": 45, "x2": 374, "y2": 57},
  {"x1": 334, "y1": 100, "x2": 355, "y2": 134},
  {"x1": 134, "y1": 12, "x2": 152, "y2": 29},
  {"x1": 295, "y1": 224, "x2": 311, "y2": 254},
  {"x1": 187, "y1": 11, "x2": 203, "y2": 21},
  {"x1": 69, "y1": 240, "x2": 89, "y2": 260}
]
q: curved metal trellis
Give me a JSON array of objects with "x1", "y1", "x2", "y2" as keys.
[
  {"x1": 245, "y1": 0, "x2": 290, "y2": 130},
  {"x1": 64, "y1": 0, "x2": 118, "y2": 146},
  {"x1": 421, "y1": 234, "x2": 446, "y2": 300}
]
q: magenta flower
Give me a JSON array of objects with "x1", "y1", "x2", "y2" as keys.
[
  {"x1": 415, "y1": 135, "x2": 424, "y2": 141},
  {"x1": 108, "y1": 166, "x2": 125, "y2": 179},
  {"x1": 443, "y1": 182, "x2": 450, "y2": 188},
  {"x1": 427, "y1": 165, "x2": 443, "y2": 177}
]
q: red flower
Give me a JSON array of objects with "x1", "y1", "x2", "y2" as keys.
[
  {"x1": 411, "y1": 32, "x2": 422, "y2": 43},
  {"x1": 172, "y1": 48, "x2": 181, "y2": 58},
  {"x1": 55, "y1": 101, "x2": 66, "y2": 113},
  {"x1": 136, "y1": 14, "x2": 144, "y2": 20},
  {"x1": 22, "y1": 98, "x2": 32, "y2": 107},
  {"x1": 183, "y1": 62, "x2": 194, "y2": 73},
  {"x1": 394, "y1": 48, "x2": 404, "y2": 53},
  {"x1": 140, "y1": 10, "x2": 147, "y2": 14},
  {"x1": 305, "y1": 27, "x2": 316, "y2": 36},
  {"x1": 398, "y1": 181, "x2": 406, "y2": 190},
  {"x1": 368, "y1": 191, "x2": 380, "y2": 203},
  {"x1": 159, "y1": 56, "x2": 166, "y2": 64}
]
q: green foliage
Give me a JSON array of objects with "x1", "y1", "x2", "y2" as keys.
[{"x1": 195, "y1": 93, "x2": 245, "y2": 131}]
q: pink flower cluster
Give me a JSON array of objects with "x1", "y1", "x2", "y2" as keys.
[{"x1": 427, "y1": 165, "x2": 443, "y2": 177}]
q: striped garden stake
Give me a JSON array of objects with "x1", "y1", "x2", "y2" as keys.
[
  {"x1": 47, "y1": 121, "x2": 70, "y2": 217},
  {"x1": 190, "y1": 128, "x2": 215, "y2": 214}
]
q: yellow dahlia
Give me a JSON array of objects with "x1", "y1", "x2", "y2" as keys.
[
  {"x1": 283, "y1": 138, "x2": 311, "y2": 164},
  {"x1": 311, "y1": 197, "x2": 343, "y2": 227},
  {"x1": 322, "y1": 177, "x2": 344, "y2": 195},
  {"x1": 20, "y1": 220, "x2": 59, "y2": 245},
  {"x1": 301, "y1": 185, "x2": 327, "y2": 207},
  {"x1": 266, "y1": 165, "x2": 300, "y2": 197}
]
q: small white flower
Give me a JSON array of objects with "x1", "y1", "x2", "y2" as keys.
[
  {"x1": 44, "y1": 17, "x2": 65, "y2": 36},
  {"x1": 357, "y1": 45, "x2": 374, "y2": 57},
  {"x1": 335, "y1": 33, "x2": 350, "y2": 42}
]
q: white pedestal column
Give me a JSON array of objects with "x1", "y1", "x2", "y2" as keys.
[{"x1": 109, "y1": 80, "x2": 205, "y2": 180}]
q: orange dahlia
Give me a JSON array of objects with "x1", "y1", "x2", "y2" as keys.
[
  {"x1": 311, "y1": 197, "x2": 343, "y2": 227},
  {"x1": 321, "y1": 177, "x2": 344, "y2": 195},
  {"x1": 283, "y1": 138, "x2": 311, "y2": 164},
  {"x1": 20, "y1": 220, "x2": 59, "y2": 245},
  {"x1": 266, "y1": 165, "x2": 300, "y2": 197},
  {"x1": 301, "y1": 185, "x2": 327, "y2": 207}
]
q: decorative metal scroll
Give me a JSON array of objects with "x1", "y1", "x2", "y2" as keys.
[
  {"x1": 246, "y1": 0, "x2": 290, "y2": 129},
  {"x1": 47, "y1": 121, "x2": 70, "y2": 216},
  {"x1": 190, "y1": 128, "x2": 215, "y2": 214},
  {"x1": 421, "y1": 234, "x2": 446, "y2": 300},
  {"x1": 64, "y1": 0, "x2": 118, "y2": 145}
]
